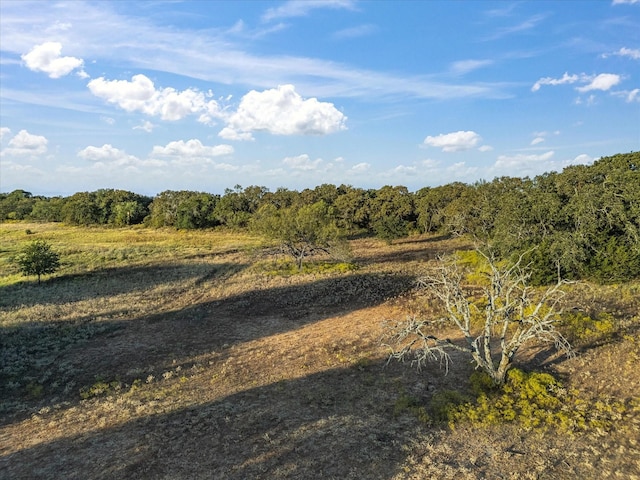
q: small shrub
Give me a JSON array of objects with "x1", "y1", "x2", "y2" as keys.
[
  {"x1": 394, "y1": 391, "x2": 430, "y2": 423},
  {"x1": 25, "y1": 381, "x2": 44, "y2": 399},
  {"x1": 430, "y1": 389, "x2": 469, "y2": 422},
  {"x1": 561, "y1": 311, "x2": 617, "y2": 342},
  {"x1": 80, "y1": 377, "x2": 122, "y2": 399}
]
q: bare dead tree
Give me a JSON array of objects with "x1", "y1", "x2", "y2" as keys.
[{"x1": 386, "y1": 249, "x2": 573, "y2": 385}]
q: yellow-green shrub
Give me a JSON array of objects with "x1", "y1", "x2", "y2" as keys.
[
  {"x1": 561, "y1": 311, "x2": 617, "y2": 342},
  {"x1": 446, "y1": 369, "x2": 630, "y2": 433}
]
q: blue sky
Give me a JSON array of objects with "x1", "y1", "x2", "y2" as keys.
[{"x1": 1, "y1": 0, "x2": 639, "y2": 196}]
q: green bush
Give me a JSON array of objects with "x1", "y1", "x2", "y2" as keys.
[
  {"x1": 448, "y1": 369, "x2": 629, "y2": 433},
  {"x1": 561, "y1": 311, "x2": 617, "y2": 343}
]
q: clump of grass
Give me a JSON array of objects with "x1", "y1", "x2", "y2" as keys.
[
  {"x1": 394, "y1": 389, "x2": 430, "y2": 423},
  {"x1": 79, "y1": 377, "x2": 122, "y2": 400},
  {"x1": 254, "y1": 259, "x2": 358, "y2": 276}
]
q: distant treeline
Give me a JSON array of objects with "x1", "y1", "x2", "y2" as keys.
[{"x1": 2, "y1": 152, "x2": 639, "y2": 284}]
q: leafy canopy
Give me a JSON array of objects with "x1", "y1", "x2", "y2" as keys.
[{"x1": 16, "y1": 240, "x2": 60, "y2": 283}]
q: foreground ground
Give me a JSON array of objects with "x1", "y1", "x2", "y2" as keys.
[{"x1": 1, "y1": 223, "x2": 639, "y2": 479}]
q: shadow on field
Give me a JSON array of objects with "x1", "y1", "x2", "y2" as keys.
[
  {"x1": 0, "y1": 272, "x2": 415, "y2": 426},
  {"x1": 0, "y1": 359, "x2": 423, "y2": 480},
  {"x1": 0, "y1": 262, "x2": 247, "y2": 308}
]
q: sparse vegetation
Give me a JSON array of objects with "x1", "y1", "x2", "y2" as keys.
[{"x1": 0, "y1": 209, "x2": 639, "y2": 478}]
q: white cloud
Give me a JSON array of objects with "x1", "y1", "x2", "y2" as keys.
[
  {"x1": 0, "y1": 127, "x2": 11, "y2": 141},
  {"x1": 531, "y1": 72, "x2": 579, "y2": 92},
  {"x1": 77, "y1": 144, "x2": 165, "y2": 170},
  {"x1": 423, "y1": 130, "x2": 482, "y2": 152},
  {"x1": 87, "y1": 74, "x2": 222, "y2": 122},
  {"x1": 221, "y1": 84, "x2": 347, "y2": 140},
  {"x1": 604, "y1": 47, "x2": 640, "y2": 60},
  {"x1": 1, "y1": 129, "x2": 48, "y2": 156},
  {"x1": 78, "y1": 144, "x2": 135, "y2": 162},
  {"x1": 332, "y1": 24, "x2": 377, "y2": 40},
  {"x1": 350, "y1": 162, "x2": 370, "y2": 173},
  {"x1": 262, "y1": 0, "x2": 356, "y2": 22},
  {"x1": 21, "y1": 42, "x2": 86, "y2": 79},
  {"x1": 133, "y1": 120, "x2": 156, "y2": 132},
  {"x1": 531, "y1": 137, "x2": 545, "y2": 145},
  {"x1": 533, "y1": 72, "x2": 622, "y2": 94},
  {"x1": 495, "y1": 151, "x2": 555, "y2": 169},
  {"x1": 625, "y1": 89, "x2": 640, "y2": 102},
  {"x1": 218, "y1": 127, "x2": 255, "y2": 141},
  {"x1": 612, "y1": 88, "x2": 640, "y2": 103},
  {"x1": 282, "y1": 154, "x2": 323, "y2": 171},
  {"x1": 576, "y1": 73, "x2": 621, "y2": 92},
  {"x1": 612, "y1": 0, "x2": 639, "y2": 4},
  {"x1": 450, "y1": 59, "x2": 493, "y2": 75},
  {"x1": 151, "y1": 139, "x2": 234, "y2": 159}
]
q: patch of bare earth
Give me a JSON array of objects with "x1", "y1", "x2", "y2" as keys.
[{"x1": 1, "y1": 235, "x2": 639, "y2": 479}]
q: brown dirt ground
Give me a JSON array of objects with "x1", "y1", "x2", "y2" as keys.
[{"x1": 1, "y1": 235, "x2": 639, "y2": 479}]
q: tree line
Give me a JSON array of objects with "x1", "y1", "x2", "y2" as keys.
[{"x1": 2, "y1": 152, "x2": 638, "y2": 283}]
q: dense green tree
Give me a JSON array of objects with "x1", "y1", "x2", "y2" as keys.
[
  {"x1": 61, "y1": 192, "x2": 101, "y2": 225},
  {"x1": 368, "y1": 186, "x2": 415, "y2": 242},
  {"x1": 251, "y1": 201, "x2": 347, "y2": 269},
  {"x1": 214, "y1": 185, "x2": 267, "y2": 228},
  {"x1": 15, "y1": 240, "x2": 60, "y2": 284},
  {"x1": 0, "y1": 190, "x2": 37, "y2": 220},
  {"x1": 333, "y1": 187, "x2": 372, "y2": 233},
  {"x1": 415, "y1": 182, "x2": 468, "y2": 233},
  {"x1": 146, "y1": 190, "x2": 219, "y2": 229},
  {"x1": 30, "y1": 197, "x2": 65, "y2": 222}
]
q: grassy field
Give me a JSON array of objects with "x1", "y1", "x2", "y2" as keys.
[{"x1": 1, "y1": 223, "x2": 639, "y2": 479}]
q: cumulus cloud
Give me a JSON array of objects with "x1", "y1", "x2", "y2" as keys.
[
  {"x1": 88, "y1": 74, "x2": 222, "y2": 122},
  {"x1": 282, "y1": 154, "x2": 323, "y2": 171},
  {"x1": 78, "y1": 144, "x2": 135, "y2": 162},
  {"x1": 221, "y1": 84, "x2": 347, "y2": 141},
  {"x1": 77, "y1": 144, "x2": 165, "y2": 170},
  {"x1": 21, "y1": 42, "x2": 86, "y2": 79},
  {"x1": 576, "y1": 73, "x2": 621, "y2": 92},
  {"x1": 151, "y1": 139, "x2": 234, "y2": 159},
  {"x1": 1, "y1": 129, "x2": 48, "y2": 156},
  {"x1": 423, "y1": 130, "x2": 483, "y2": 152},
  {"x1": 0, "y1": 127, "x2": 11, "y2": 141}
]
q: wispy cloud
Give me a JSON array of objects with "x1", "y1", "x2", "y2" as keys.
[
  {"x1": 332, "y1": 24, "x2": 377, "y2": 40},
  {"x1": 450, "y1": 59, "x2": 494, "y2": 76},
  {"x1": 1, "y1": 1, "x2": 508, "y2": 102},
  {"x1": 484, "y1": 14, "x2": 547, "y2": 41},
  {"x1": 261, "y1": 0, "x2": 356, "y2": 23}
]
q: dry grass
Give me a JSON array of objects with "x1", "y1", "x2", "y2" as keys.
[{"x1": 1, "y1": 224, "x2": 639, "y2": 479}]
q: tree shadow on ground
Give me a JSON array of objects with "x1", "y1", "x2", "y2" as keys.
[
  {"x1": 0, "y1": 359, "x2": 434, "y2": 480},
  {"x1": 0, "y1": 262, "x2": 248, "y2": 308},
  {"x1": 0, "y1": 272, "x2": 415, "y2": 426}
]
